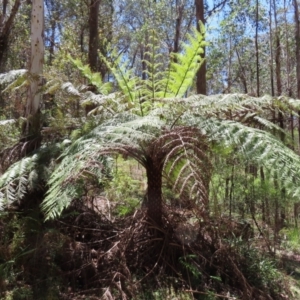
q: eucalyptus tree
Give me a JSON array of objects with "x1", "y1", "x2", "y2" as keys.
[{"x1": 26, "y1": 0, "x2": 44, "y2": 138}]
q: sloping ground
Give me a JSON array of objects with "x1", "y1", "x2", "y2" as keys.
[{"x1": 0, "y1": 193, "x2": 292, "y2": 300}]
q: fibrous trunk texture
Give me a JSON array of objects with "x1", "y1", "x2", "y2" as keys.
[{"x1": 145, "y1": 158, "x2": 163, "y2": 225}]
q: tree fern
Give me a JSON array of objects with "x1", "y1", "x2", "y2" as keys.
[
  {"x1": 68, "y1": 56, "x2": 111, "y2": 95},
  {"x1": 0, "y1": 69, "x2": 28, "y2": 92},
  {"x1": 39, "y1": 93, "x2": 300, "y2": 221},
  {"x1": 99, "y1": 49, "x2": 138, "y2": 106},
  {"x1": 0, "y1": 143, "x2": 62, "y2": 210},
  {"x1": 100, "y1": 24, "x2": 207, "y2": 112},
  {"x1": 160, "y1": 24, "x2": 207, "y2": 98}
]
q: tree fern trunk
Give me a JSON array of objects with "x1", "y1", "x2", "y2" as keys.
[{"x1": 145, "y1": 158, "x2": 163, "y2": 225}]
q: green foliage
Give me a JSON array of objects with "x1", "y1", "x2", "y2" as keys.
[
  {"x1": 36, "y1": 90, "x2": 300, "y2": 220},
  {"x1": 0, "y1": 119, "x2": 20, "y2": 150},
  {"x1": 0, "y1": 143, "x2": 62, "y2": 210},
  {"x1": 0, "y1": 69, "x2": 28, "y2": 91},
  {"x1": 106, "y1": 166, "x2": 143, "y2": 216},
  {"x1": 101, "y1": 24, "x2": 206, "y2": 115},
  {"x1": 105, "y1": 157, "x2": 145, "y2": 216},
  {"x1": 99, "y1": 48, "x2": 138, "y2": 105},
  {"x1": 281, "y1": 228, "x2": 300, "y2": 252},
  {"x1": 42, "y1": 142, "x2": 113, "y2": 220},
  {"x1": 68, "y1": 55, "x2": 111, "y2": 95},
  {"x1": 179, "y1": 254, "x2": 202, "y2": 280},
  {"x1": 160, "y1": 24, "x2": 207, "y2": 98},
  {"x1": 239, "y1": 245, "x2": 282, "y2": 293}
]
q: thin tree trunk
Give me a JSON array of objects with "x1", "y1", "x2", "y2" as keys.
[
  {"x1": 269, "y1": 1, "x2": 275, "y2": 97},
  {"x1": 26, "y1": 0, "x2": 44, "y2": 136},
  {"x1": 235, "y1": 48, "x2": 248, "y2": 93},
  {"x1": 273, "y1": 0, "x2": 282, "y2": 96},
  {"x1": 227, "y1": 36, "x2": 232, "y2": 93},
  {"x1": 292, "y1": 0, "x2": 300, "y2": 228},
  {"x1": 88, "y1": 0, "x2": 100, "y2": 72},
  {"x1": 255, "y1": 0, "x2": 260, "y2": 97},
  {"x1": 294, "y1": 0, "x2": 300, "y2": 100},
  {"x1": 284, "y1": 0, "x2": 291, "y2": 96},
  {"x1": 0, "y1": 0, "x2": 21, "y2": 69},
  {"x1": 174, "y1": 0, "x2": 183, "y2": 54},
  {"x1": 195, "y1": 0, "x2": 206, "y2": 95}
]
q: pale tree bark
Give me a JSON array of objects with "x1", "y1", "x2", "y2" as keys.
[
  {"x1": 195, "y1": 0, "x2": 206, "y2": 95},
  {"x1": 26, "y1": 0, "x2": 44, "y2": 135}
]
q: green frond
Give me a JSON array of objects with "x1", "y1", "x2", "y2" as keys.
[
  {"x1": 0, "y1": 69, "x2": 27, "y2": 91},
  {"x1": 68, "y1": 56, "x2": 111, "y2": 95},
  {"x1": 160, "y1": 24, "x2": 207, "y2": 98},
  {"x1": 0, "y1": 143, "x2": 64, "y2": 210},
  {"x1": 161, "y1": 127, "x2": 210, "y2": 203},
  {"x1": 42, "y1": 113, "x2": 166, "y2": 219},
  {"x1": 44, "y1": 78, "x2": 62, "y2": 95},
  {"x1": 61, "y1": 82, "x2": 81, "y2": 97},
  {"x1": 42, "y1": 143, "x2": 112, "y2": 220},
  {"x1": 190, "y1": 116, "x2": 300, "y2": 197},
  {"x1": 99, "y1": 50, "x2": 138, "y2": 105},
  {"x1": 81, "y1": 92, "x2": 120, "y2": 116}
]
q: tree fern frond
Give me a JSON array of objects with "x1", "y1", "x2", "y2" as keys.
[
  {"x1": 99, "y1": 50, "x2": 138, "y2": 105},
  {"x1": 68, "y1": 56, "x2": 111, "y2": 95},
  {"x1": 0, "y1": 143, "x2": 63, "y2": 210},
  {"x1": 0, "y1": 69, "x2": 27, "y2": 88},
  {"x1": 160, "y1": 24, "x2": 207, "y2": 98},
  {"x1": 193, "y1": 116, "x2": 300, "y2": 196},
  {"x1": 44, "y1": 78, "x2": 62, "y2": 95},
  {"x1": 61, "y1": 82, "x2": 81, "y2": 97},
  {"x1": 42, "y1": 144, "x2": 112, "y2": 220}
]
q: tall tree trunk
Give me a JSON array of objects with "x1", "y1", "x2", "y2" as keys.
[
  {"x1": 294, "y1": 0, "x2": 300, "y2": 101},
  {"x1": 26, "y1": 0, "x2": 44, "y2": 136},
  {"x1": 273, "y1": 0, "x2": 282, "y2": 96},
  {"x1": 145, "y1": 157, "x2": 163, "y2": 225},
  {"x1": 255, "y1": 0, "x2": 260, "y2": 97},
  {"x1": 0, "y1": 0, "x2": 21, "y2": 69},
  {"x1": 269, "y1": 1, "x2": 275, "y2": 97},
  {"x1": 173, "y1": 0, "x2": 183, "y2": 54},
  {"x1": 88, "y1": 0, "x2": 100, "y2": 72},
  {"x1": 195, "y1": 0, "x2": 206, "y2": 95},
  {"x1": 235, "y1": 48, "x2": 248, "y2": 93},
  {"x1": 227, "y1": 35, "x2": 232, "y2": 93},
  {"x1": 293, "y1": 0, "x2": 300, "y2": 227},
  {"x1": 272, "y1": 0, "x2": 284, "y2": 242}
]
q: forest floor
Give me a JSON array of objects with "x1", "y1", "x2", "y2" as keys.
[{"x1": 0, "y1": 194, "x2": 298, "y2": 300}]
